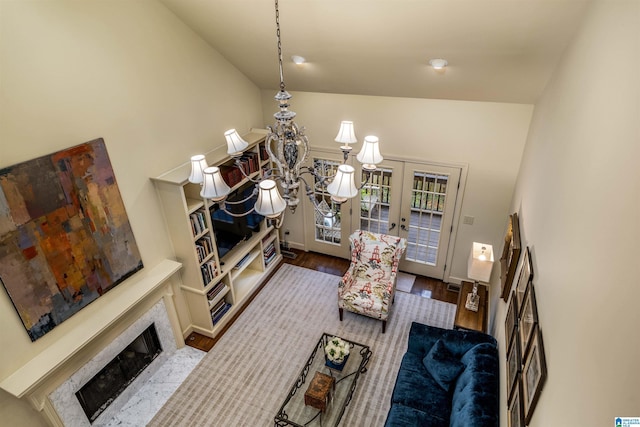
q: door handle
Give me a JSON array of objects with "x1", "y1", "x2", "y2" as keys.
[
  {"x1": 389, "y1": 222, "x2": 396, "y2": 231},
  {"x1": 400, "y1": 224, "x2": 407, "y2": 231}
]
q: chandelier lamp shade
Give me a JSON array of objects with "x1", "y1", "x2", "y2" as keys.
[
  {"x1": 187, "y1": 0, "x2": 384, "y2": 227},
  {"x1": 254, "y1": 179, "x2": 287, "y2": 218},
  {"x1": 357, "y1": 136, "x2": 384, "y2": 170},
  {"x1": 188, "y1": 154, "x2": 208, "y2": 185},
  {"x1": 326, "y1": 165, "x2": 359, "y2": 203},
  {"x1": 224, "y1": 129, "x2": 250, "y2": 157}
]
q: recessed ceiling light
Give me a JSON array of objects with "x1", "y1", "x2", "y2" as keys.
[
  {"x1": 291, "y1": 55, "x2": 306, "y2": 65},
  {"x1": 429, "y1": 58, "x2": 448, "y2": 70}
]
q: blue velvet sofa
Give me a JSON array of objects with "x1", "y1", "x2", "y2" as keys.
[{"x1": 384, "y1": 322, "x2": 499, "y2": 427}]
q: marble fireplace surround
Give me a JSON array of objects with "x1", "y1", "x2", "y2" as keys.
[{"x1": 0, "y1": 259, "x2": 183, "y2": 427}]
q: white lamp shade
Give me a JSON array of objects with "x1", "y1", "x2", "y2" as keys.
[
  {"x1": 188, "y1": 154, "x2": 208, "y2": 184},
  {"x1": 335, "y1": 121, "x2": 357, "y2": 146},
  {"x1": 200, "y1": 166, "x2": 231, "y2": 201},
  {"x1": 327, "y1": 164, "x2": 358, "y2": 202},
  {"x1": 356, "y1": 135, "x2": 383, "y2": 169},
  {"x1": 254, "y1": 179, "x2": 286, "y2": 218},
  {"x1": 224, "y1": 129, "x2": 249, "y2": 156},
  {"x1": 468, "y1": 242, "x2": 494, "y2": 282}
]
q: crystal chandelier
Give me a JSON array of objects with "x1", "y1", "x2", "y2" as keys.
[{"x1": 188, "y1": 0, "x2": 383, "y2": 227}]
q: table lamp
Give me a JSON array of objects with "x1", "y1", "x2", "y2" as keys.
[{"x1": 466, "y1": 242, "x2": 494, "y2": 312}]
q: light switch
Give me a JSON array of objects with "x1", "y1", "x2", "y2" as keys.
[{"x1": 463, "y1": 215, "x2": 474, "y2": 225}]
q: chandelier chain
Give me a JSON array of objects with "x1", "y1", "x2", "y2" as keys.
[{"x1": 275, "y1": 0, "x2": 285, "y2": 91}]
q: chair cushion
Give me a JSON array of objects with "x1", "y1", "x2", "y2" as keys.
[
  {"x1": 339, "y1": 278, "x2": 392, "y2": 320},
  {"x1": 423, "y1": 339, "x2": 464, "y2": 391}
]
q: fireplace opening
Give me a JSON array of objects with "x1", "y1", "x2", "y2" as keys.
[{"x1": 75, "y1": 324, "x2": 162, "y2": 423}]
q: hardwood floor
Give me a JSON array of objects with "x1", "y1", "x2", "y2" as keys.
[
  {"x1": 186, "y1": 248, "x2": 459, "y2": 352},
  {"x1": 282, "y1": 249, "x2": 459, "y2": 304}
]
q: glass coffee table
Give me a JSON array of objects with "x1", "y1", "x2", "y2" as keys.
[{"x1": 274, "y1": 333, "x2": 372, "y2": 427}]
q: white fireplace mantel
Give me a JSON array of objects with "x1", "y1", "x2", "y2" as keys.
[{"x1": 0, "y1": 259, "x2": 182, "y2": 402}]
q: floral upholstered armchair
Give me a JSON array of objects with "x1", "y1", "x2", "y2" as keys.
[{"x1": 338, "y1": 230, "x2": 407, "y2": 333}]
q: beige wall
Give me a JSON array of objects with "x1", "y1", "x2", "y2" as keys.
[
  {"x1": 494, "y1": 1, "x2": 640, "y2": 425},
  {"x1": 0, "y1": 1, "x2": 262, "y2": 425},
  {"x1": 262, "y1": 91, "x2": 533, "y2": 284}
]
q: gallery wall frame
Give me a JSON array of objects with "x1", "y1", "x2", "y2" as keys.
[
  {"x1": 0, "y1": 138, "x2": 143, "y2": 341},
  {"x1": 500, "y1": 213, "x2": 521, "y2": 301},
  {"x1": 522, "y1": 326, "x2": 547, "y2": 424},
  {"x1": 518, "y1": 281, "x2": 539, "y2": 358},
  {"x1": 508, "y1": 378, "x2": 524, "y2": 427},
  {"x1": 505, "y1": 290, "x2": 518, "y2": 356},
  {"x1": 506, "y1": 327, "x2": 521, "y2": 404},
  {"x1": 516, "y1": 247, "x2": 533, "y2": 308}
]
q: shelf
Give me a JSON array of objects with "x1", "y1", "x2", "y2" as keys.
[
  {"x1": 231, "y1": 249, "x2": 260, "y2": 280},
  {"x1": 262, "y1": 233, "x2": 277, "y2": 248},
  {"x1": 193, "y1": 229, "x2": 209, "y2": 241},
  {"x1": 208, "y1": 286, "x2": 229, "y2": 309},
  {"x1": 199, "y1": 252, "x2": 215, "y2": 266},
  {"x1": 233, "y1": 268, "x2": 263, "y2": 303},
  {"x1": 186, "y1": 198, "x2": 204, "y2": 214}
]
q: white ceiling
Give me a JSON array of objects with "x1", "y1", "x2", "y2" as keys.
[{"x1": 159, "y1": 0, "x2": 590, "y2": 104}]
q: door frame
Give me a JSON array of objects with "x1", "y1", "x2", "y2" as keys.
[
  {"x1": 391, "y1": 156, "x2": 468, "y2": 283},
  {"x1": 298, "y1": 148, "x2": 468, "y2": 282}
]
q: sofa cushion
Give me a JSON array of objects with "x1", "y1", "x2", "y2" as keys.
[
  {"x1": 385, "y1": 403, "x2": 449, "y2": 427},
  {"x1": 422, "y1": 339, "x2": 464, "y2": 391},
  {"x1": 450, "y1": 343, "x2": 500, "y2": 427},
  {"x1": 390, "y1": 351, "x2": 451, "y2": 420}
]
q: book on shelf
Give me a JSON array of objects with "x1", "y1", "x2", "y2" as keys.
[
  {"x1": 189, "y1": 211, "x2": 207, "y2": 237},
  {"x1": 195, "y1": 236, "x2": 213, "y2": 263},
  {"x1": 201, "y1": 260, "x2": 219, "y2": 286},
  {"x1": 206, "y1": 280, "x2": 226, "y2": 301},
  {"x1": 259, "y1": 144, "x2": 269, "y2": 162},
  {"x1": 211, "y1": 300, "x2": 232, "y2": 325},
  {"x1": 233, "y1": 252, "x2": 252, "y2": 270}
]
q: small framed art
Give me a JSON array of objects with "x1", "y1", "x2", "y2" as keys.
[
  {"x1": 516, "y1": 247, "x2": 533, "y2": 308},
  {"x1": 506, "y1": 330, "x2": 521, "y2": 403},
  {"x1": 505, "y1": 290, "x2": 518, "y2": 355},
  {"x1": 518, "y1": 281, "x2": 538, "y2": 358},
  {"x1": 508, "y1": 379, "x2": 524, "y2": 427},
  {"x1": 522, "y1": 326, "x2": 547, "y2": 424},
  {"x1": 500, "y1": 213, "x2": 521, "y2": 301}
]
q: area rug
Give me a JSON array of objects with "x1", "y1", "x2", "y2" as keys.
[
  {"x1": 149, "y1": 264, "x2": 455, "y2": 427},
  {"x1": 395, "y1": 271, "x2": 416, "y2": 293}
]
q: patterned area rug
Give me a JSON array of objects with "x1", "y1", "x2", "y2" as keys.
[{"x1": 149, "y1": 264, "x2": 455, "y2": 427}]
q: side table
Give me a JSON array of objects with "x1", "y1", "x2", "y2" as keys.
[{"x1": 453, "y1": 281, "x2": 487, "y2": 333}]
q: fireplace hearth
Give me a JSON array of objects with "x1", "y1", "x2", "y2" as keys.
[{"x1": 76, "y1": 324, "x2": 162, "y2": 423}]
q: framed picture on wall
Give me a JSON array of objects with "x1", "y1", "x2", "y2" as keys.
[
  {"x1": 500, "y1": 213, "x2": 522, "y2": 301},
  {"x1": 523, "y1": 326, "x2": 547, "y2": 424},
  {"x1": 506, "y1": 329, "x2": 521, "y2": 403},
  {"x1": 508, "y1": 378, "x2": 524, "y2": 427},
  {"x1": 505, "y1": 290, "x2": 518, "y2": 355},
  {"x1": 518, "y1": 281, "x2": 539, "y2": 358},
  {"x1": 516, "y1": 247, "x2": 533, "y2": 308}
]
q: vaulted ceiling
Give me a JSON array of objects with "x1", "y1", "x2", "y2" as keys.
[{"x1": 160, "y1": 0, "x2": 589, "y2": 104}]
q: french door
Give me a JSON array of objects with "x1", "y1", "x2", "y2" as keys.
[
  {"x1": 305, "y1": 152, "x2": 461, "y2": 280},
  {"x1": 304, "y1": 153, "x2": 351, "y2": 258},
  {"x1": 397, "y1": 163, "x2": 460, "y2": 279}
]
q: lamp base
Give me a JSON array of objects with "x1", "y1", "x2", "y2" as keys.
[{"x1": 465, "y1": 292, "x2": 479, "y2": 312}]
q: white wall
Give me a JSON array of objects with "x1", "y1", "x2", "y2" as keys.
[
  {"x1": 0, "y1": 1, "x2": 262, "y2": 425},
  {"x1": 262, "y1": 91, "x2": 533, "y2": 283},
  {"x1": 494, "y1": 1, "x2": 640, "y2": 425}
]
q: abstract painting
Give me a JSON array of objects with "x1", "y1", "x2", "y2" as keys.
[{"x1": 0, "y1": 139, "x2": 143, "y2": 341}]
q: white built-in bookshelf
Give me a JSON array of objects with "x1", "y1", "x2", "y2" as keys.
[{"x1": 152, "y1": 129, "x2": 282, "y2": 338}]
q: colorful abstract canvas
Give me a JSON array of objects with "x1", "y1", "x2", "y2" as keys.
[{"x1": 0, "y1": 139, "x2": 143, "y2": 341}]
